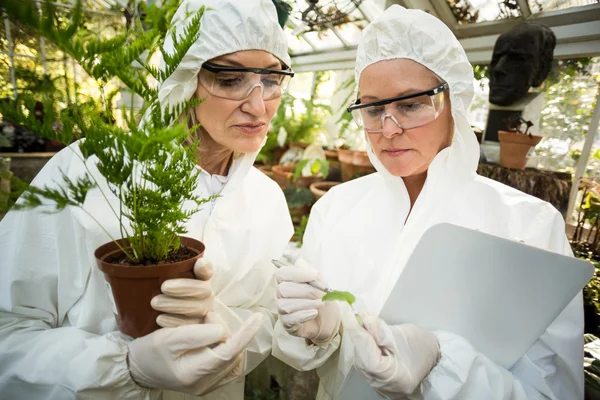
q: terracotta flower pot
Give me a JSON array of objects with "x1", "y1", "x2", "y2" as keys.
[
  {"x1": 257, "y1": 165, "x2": 274, "y2": 179},
  {"x1": 338, "y1": 149, "x2": 376, "y2": 182},
  {"x1": 309, "y1": 181, "x2": 339, "y2": 200},
  {"x1": 289, "y1": 142, "x2": 309, "y2": 150},
  {"x1": 498, "y1": 131, "x2": 542, "y2": 170},
  {"x1": 95, "y1": 236, "x2": 205, "y2": 338},
  {"x1": 272, "y1": 164, "x2": 323, "y2": 189},
  {"x1": 272, "y1": 164, "x2": 294, "y2": 189},
  {"x1": 337, "y1": 149, "x2": 354, "y2": 164},
  {"x1": 323, "y1": 149, "x2": 339, "y2": 161}
]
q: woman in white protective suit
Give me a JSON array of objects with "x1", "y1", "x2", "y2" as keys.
[
  {"x1": 0, "y1": 0, "x2": 294, "y2": 398},
  {"x1": 273, "y1": 5, "x2": 584, "y2": 400}
]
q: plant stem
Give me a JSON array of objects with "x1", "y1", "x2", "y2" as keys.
[
  {"x1": 77, "y1": 205, "x2": 135, "y2": 261},
  {"x1": 69, "y1": 144, "x2": 131, "y2": 238}
]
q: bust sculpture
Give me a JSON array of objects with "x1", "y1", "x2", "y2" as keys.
[{"x1": 489, "y1": 23, "x2": 556, "y2": 106}]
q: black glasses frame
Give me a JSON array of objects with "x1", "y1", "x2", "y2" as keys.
[
  {"x1": 202, "y1": 62, "x2": 295, "y2": 77},
  {"x1": 347, "y1": 82, "x2": 449, "y2": 113}
]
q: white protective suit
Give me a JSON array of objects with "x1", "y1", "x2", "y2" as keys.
[
  {"x1": 273, "y1": 5, "x2": 584, "y2": 400},
  {"x1": 0, "y1": 0, "x2": 294, "y2": 398}
]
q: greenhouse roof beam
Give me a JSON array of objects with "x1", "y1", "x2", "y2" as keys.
[
  {"x1": 461, "y1": 20, "x2": 600, "y2": 63},
  {"x1": 451, "y1": 3, "x2": 600, "y2": 38},
  {"x1": 287, "y1": 19, "x2": 317, "y2": 52},
  {"x1": 429, "y1": 0, "x2": 460, "y2": 29},
  {"x1": 32, "y1": 0, "x2": 119, "y2": 16},
  {"x1": 327, "y1": 23, "x2": 351, "y2": 48},
  {"x1": 355, "y1": 2, "x2": 372, "y2": 23},
  {"x1": 515, "y1": 0, "x2": 531, "y2": 19},
  {"x1": 291, "y1": 19, "x2": 600, "y2": 69}
]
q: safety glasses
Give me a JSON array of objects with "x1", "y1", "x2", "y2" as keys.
[
  {"x1": 347, "y1": 82, "x2": 449, "y2": 133},
  {"x1": 198, "y1": 62, "x2": 295, "y2": 101}
]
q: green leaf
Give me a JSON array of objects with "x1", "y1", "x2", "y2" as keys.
[
  {"x1": 322, "y1": 290, "x2": 356, "y2": 306},
  {"x1": 293, "y1": 159, "x2": 309, "y2": 182}
]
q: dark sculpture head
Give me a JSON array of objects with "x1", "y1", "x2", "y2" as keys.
[{"x1": 489, "y1": 23, "x2": 556, "y2": 106}]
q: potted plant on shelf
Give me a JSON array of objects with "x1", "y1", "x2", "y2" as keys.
[
  {"x1": 284, "y1": 186, "x2": 315, "y2": 226},
  {"x1": 309, "y1": 181, "x2": 339, "y2": 200},
  {"x1": 2, "y1": 0, "x2": 209, "y2": 338},
  {"x1": 272, "y1": 158, "x2": 328, "y2": 189},
  {"x1": 338, "y1": 147, "x2": 375, "y2": 182},
  {"x1": 273, "y1": 144, "x2": 329, "y2": 189},
  {"x1": 498, "y1": 116, "x2": 542, "y2": 170}
]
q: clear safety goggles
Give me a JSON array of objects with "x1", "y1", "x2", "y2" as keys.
[
  {"x1": 347, "y1": 82, "x2": 449, "y2": 134},
  {"x1": 198, "y1": 62, "x2": 295, "y2": 101}
]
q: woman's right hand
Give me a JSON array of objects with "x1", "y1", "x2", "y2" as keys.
[
  {"x1": 275, "y1": 259, "x2": 341, "y2": 344},
  {"x1": 127, "y1": 312, "x2": 262, "y2": 395}
]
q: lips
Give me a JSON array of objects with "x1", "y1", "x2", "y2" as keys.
[
  {"x1": 234, "y1": 122, "x2": 266, "y2": 135},
  {"x1": 385, "y1": 148, "x2": 410, "y2": 157}
]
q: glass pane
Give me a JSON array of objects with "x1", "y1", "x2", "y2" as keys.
[
  {"x1": 0, "y1": 19, "x2": 8, "y2": 53},
  {"x1": 334, "y1": 16, "x2": 363, "y2": 46},
  {"x1": 314, "y1": 70, "x2": 336, "y2": 101},
  {"x1": 287, "y1": 71, "x2": 313, "y2": 100},
  {"x1": 303, "y1": 30, "x2": 344, "y2": 51},
  {"x1": 534, "y1": 57, "x2": 600, "y2": 173},
  {"x1": 83, "y1": 11, "x2": 124, "y2": 41},
  {"x1": 284, "y1": 27, "x2": 314, "y2": 55},
  {"x1": 0, "y1": 58, "x2": 14, "y2": 99},
  {"x1": 446, "y1": 0, "x2": 521, "y2": 24},
  {"x1": 291, "y1": 0, "x2": 365, "y2": 31},
  {"x1": 528, "y1": 0, "x2": 599, "y2": 13},
  {"x1": 11, "y1": 22, "x2": 41, "y2": 59}
]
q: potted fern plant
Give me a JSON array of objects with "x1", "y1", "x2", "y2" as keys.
[{"x1": 1, "y1": 0, "x2": 211, "y2": 338}]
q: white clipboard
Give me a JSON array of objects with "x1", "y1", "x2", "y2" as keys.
[{"x1": 334, "y1": 223, "x2": 594, "y2": 399}]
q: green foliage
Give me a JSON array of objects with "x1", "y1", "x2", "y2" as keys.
[
  {"x1": 286, "y1": 97, "x2": 331, "y2": 144},
  {"x1": 584, "y1": 334, "x2": 600, "y2": 391},
  {"x1": 292, "y1": 158, "x2": 329, "y2": 181},
  {"x1": 283, "y1": 186, "x2": 314, "y2": 208},
  {"x1": 473, "y1": 64, "x2": 490, "y2": 88},
  {"x1": 535, "y1": 57, "x2": 600, "y2": 176},
  {"x1": 333, "y1": 74, "x2": 357, "y2": 143},
  {"x1": 322, "y1": 290, "x2": 356, "y2": 306},
  {"x1": 293, "y1": 215, "x2": 308, "y2": 245},
  {"x1": 1, "y1": 0, "x2": 212, "y2": 264},
  {"x1": 572, "y1": 180, "x2": 600, "y2": 334},
  {"x1": 572, "y1": 180, "x2": 600, "y2": 259},
  {"x1": 259, "y1": 75, "x2": 332, "y2": 163}
]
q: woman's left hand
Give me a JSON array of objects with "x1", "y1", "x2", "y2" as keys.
[
  {"x1": 151, "y1": 258, "x2": 215, "y2": 328},
  {"x1": 343, "y1": 312, "x2": 441, "y2": 397}
]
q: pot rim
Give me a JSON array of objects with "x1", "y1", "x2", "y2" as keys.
[{"x1": 95, "y1": 236, "x2": 205, "y2": 278}]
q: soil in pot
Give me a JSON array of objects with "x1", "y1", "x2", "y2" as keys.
[
  {"x1": 498, "y1": 131, "x2": 542, "y2": 170},
  {"x1": 95, "y1": 236, "x2": 205, "y2": 338}
]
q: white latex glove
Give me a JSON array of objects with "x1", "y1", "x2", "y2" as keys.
[
  {"x1": 343, "y1": 311, "x2": 441, "y2": 398},
  {"x1": 128, "y1": 311, "x2": 262, "y2": 395},
  {"x1": 275, "y1": 259, "x2": 341, "y2": 344},
  {"x1": 152, "y1": 258, "x2": 215, "y2": 328}
]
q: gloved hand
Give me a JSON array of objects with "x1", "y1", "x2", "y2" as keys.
[
  {"x1": 342, "y1": 311, "x2": 440, "y2": 397},
  {"x1": 275, "y1": 259, "x2": 341, "y2": 344},
  {"x1": 152, "y1": 258, "x2": 215, "y2": 328},
  {"x1": 128, "y1": 311, "x2": 262, "y2": 395}
]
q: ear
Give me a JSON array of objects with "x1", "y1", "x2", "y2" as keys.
[{"x1": 531, "y1": 26, "x2": 556, "y2": 87}]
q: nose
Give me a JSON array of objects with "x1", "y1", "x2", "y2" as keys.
[
  {"x1": 492, "y1": 55, "x2": 509, "y2": 79},
  {"x1": 381, "y1": 113, "x2": 403, "y2": 139},
  {"x1": 240, "y1": 84, "x2": 266, "y2": 116}
]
